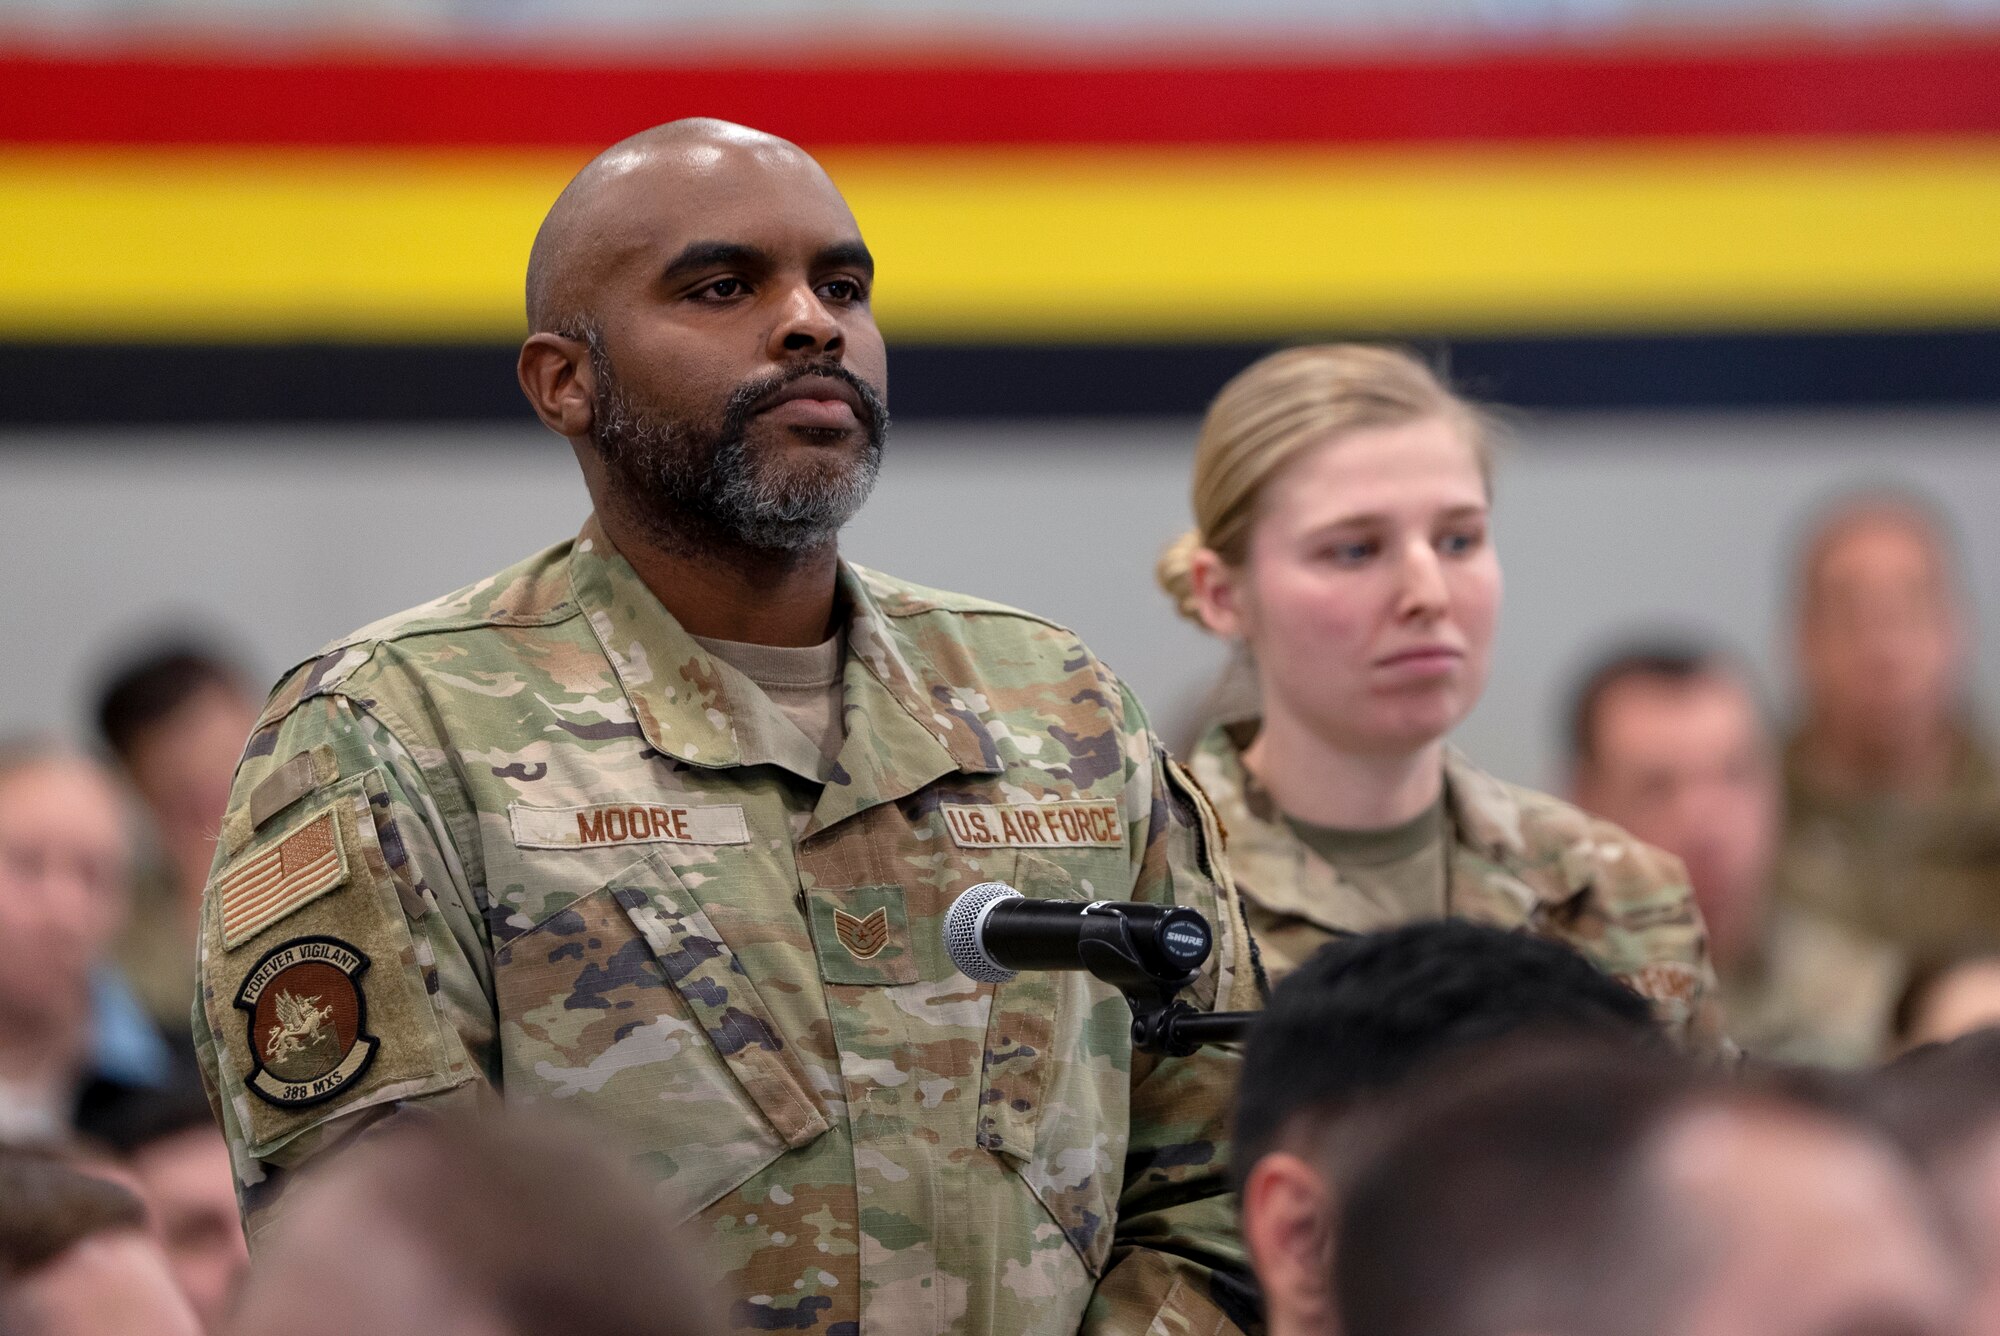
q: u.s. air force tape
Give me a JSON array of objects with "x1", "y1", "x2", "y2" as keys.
[{"x1": 234, "y1": 935, "x2": 379, "y2": 1108}]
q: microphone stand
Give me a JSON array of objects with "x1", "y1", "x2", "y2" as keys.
[{"x1": 1126, "y1": 998, "x2": 1257, "y2": 1058}]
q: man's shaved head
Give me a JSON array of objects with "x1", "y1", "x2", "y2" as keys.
[
  {"x1": 515, "y1": 116, "x2": 887, "y2": 562},
  {"x1": 526, "y1": 118, "x2": 830, "y2": 335}
]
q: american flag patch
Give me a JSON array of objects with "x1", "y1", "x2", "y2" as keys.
[{"x1": 218, "y1": 809, "x2": 349, "y2": 950}]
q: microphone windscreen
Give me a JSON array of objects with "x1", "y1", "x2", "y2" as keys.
[{"x1": 943, "y1": 881, "x2": 1022, "y2": 983}]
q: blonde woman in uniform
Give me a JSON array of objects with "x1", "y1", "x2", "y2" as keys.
[{"x1": 1159, "y1": 345, "x2": 1724, "y2": 1045}]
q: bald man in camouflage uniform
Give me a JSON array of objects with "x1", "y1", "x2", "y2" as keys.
[{"x1": 193, "y1": 120, "x2": 1260, "y2": 1335}]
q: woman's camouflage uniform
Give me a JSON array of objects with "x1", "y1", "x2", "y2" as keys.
[{"x1": 1188, "y1": 720, "x2": 1725, "y2": 1049}]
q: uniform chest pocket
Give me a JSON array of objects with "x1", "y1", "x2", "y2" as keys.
[
  {"x1": 804, "y1": 884, "x2": 920, "y2": 985},
  {"x1": 978, "y1": 852, "x2": 1129, "y2": 1276},
  {"x1": 493, "y1": 850, "x2": 829, "y2": 1217}
]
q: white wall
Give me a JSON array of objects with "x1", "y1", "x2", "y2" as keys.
[{"x1": 5, "y1": 408, "x2": 1998, "y2": 792}]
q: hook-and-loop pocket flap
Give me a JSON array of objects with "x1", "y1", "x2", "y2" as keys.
[{"x1": 605, "y1": 853, "x2": 831, "y2": 1151}]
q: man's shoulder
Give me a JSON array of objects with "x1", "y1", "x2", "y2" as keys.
[
  {"x1": 849, "y1": 563, "x2": 1074, "y2": 633},
  {"x1": 254, "y1": 538, "x2": 581, "y2": 725},
  {"x1": 849, "y1": 563, "x2": 1107, "y2": 672}
]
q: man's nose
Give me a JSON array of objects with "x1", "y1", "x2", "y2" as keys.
[{"x1": 769, "y1": 283, "x2": 844, "y2": 360}]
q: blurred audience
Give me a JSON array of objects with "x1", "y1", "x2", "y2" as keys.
[
  {"x1": 228, "y1": 1109, "x2": 723, "y2": 1336},
  {"x1": 1335, "y1": 1041, "x2": 1964, "y2": 1336},
  {"x1": 0, "y1": 1144, "x2": 203, "y2": 1336},
  {"x1": 1159, "y1": 344, "x2": 1721, "y2": 1045},
  {"x1": 0, "y1": 742, "x2": 181, "y2": 1146},
  {"x1": 1236, "y1": 921, "x2": 1660, "y2": 1336},
  {"x1": 1862, "y1": 1028, "x2": 2000, "y2": 1336},
  {"x1": 1783, "y1": 488, "x2": 2000, "y2": 962},
  {"x1": 91, "y1": 1084, "x2": 247, "y2": 1333},
  {"x1": 1895, "y1": 955, "x2": 2000, "y2": 1051},
  {"x1": 94, "y1": 643, "x2": 261, "y2": 1036},
  {"x1": 1569, "y1": 641, "x2": 1902, "y2": 1064}
]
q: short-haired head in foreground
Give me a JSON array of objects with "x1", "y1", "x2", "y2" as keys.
[
  {"x1": 1234, "y1": 919, "x2": 1658, "y2": 1193},
  {"x1": 227, "y1": 1109, "x2": 725, "y2": 1336},
  {"x1": 1861, "y1": 1029, "x2": 2000, "y2": 1336},
  {"x1": 1336, "y1": 1041, "x2": 1962, "y2": 1336},
  {"x1": 0, "y1": 1145, "x2": 202, "y2": 1336},
  {"x1": 518, "y1": 118, "x2": 888, "y2": 565},
  {"x1": 1234, "y1": 923, "x2": 1658, "y2": 1336}
]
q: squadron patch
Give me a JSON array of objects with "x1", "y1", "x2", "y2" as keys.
[
  {"x1": 234, "y1": 936, "x2": 379, "y2": 1108},
  {"x1": 217, "y1": 808, "x2": 349, "y2": 949},
  {"x1": 833, "y1": 906, "x2": 891, "y2": 960}
]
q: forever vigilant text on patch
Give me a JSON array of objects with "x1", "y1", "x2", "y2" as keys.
[
  {"x1": 509, "y1": 800, "x2": 750, "y2": 850},
  {"x1": 942, "y1": 801, "x2": 1125, "y2": 849}
]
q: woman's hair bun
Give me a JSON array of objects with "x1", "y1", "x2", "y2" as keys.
[{"x1": 1154, "y1": 528, "x2": 1210, "y2": 630}]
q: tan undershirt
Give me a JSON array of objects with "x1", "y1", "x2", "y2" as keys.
[
  {"x1": 693, "y1": 631, "x2": 846, "y2": 764},
  {"x1": 1286, "y1": 797, "x2": 1450, "y2": 921}
]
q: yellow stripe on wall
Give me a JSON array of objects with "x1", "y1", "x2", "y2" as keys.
[{"x1": 2, "y1": 140, "x2": 1998, "y2": 340}]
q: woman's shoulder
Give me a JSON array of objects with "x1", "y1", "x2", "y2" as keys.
[{"x1": 1445, "y1": 753, "x2": 1693, "y2": 907}]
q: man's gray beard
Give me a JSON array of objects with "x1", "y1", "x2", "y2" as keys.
[{"x1": 590, "y1": 353, "x2": 884, "y2": 557}]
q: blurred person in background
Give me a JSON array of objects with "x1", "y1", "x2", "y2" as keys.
[
  {"x1": 1334, "y1": 1040, "x2": 1965, "y2": 1336},
  {"x1": 1160, "y1": 344, "x2": 1721, "y2": 1045},
  {"x1": 228, "y1": 1109, "x2": 723, "y2": 1336},
  {"x1": 1237, "y1": 920, "x2": 1660, "y2": 1336},
  {"x1": 0, "y1": 1144, "x2": 203, "y2": 1336},
  {"x1": 1862, "y1": 1028, "x2": 2000, "y2": 1336},
  {"x1": 94, "y1": 643, "x2": 261, "y2": 1036},
  {"x1": 92, "y1": 1084, "x2": 248, "y2": 1333},
  {"x1": 1782, "y1": 488, "x2": 2000, "y2": 962},
  {"x1": 1569, "y1": 642, "x2": 1901, "y2": 1065},
  {"x1": 195, "y1": 118, "x2": 1256, "y2": 1335},
  {"x1": 0, "y1": 742, "x2": 180, "y2": 1146},
  {"x1": 1894, "y1": 955, "x2": 2000, "y2": 1051}
]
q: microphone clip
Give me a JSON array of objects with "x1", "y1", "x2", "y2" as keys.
[{"x1": 1068, "y1": 907, "x2": 1254, "y2": 1057}]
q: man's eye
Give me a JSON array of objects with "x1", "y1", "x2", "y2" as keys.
[
  {"x1": 697, "y1": 278, "x2": 747, "y2": 299},
  {"x1": 819, "y1": 278, "x2": 865, "y2": 302}
]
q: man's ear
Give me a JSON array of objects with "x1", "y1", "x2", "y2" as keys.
[
  {"x1": 518, "y1": 333, "x2": 595, "y2": 439},
  {"x1": 1243, "y1": 1151, "x2": 1337, "y2": 1335}
]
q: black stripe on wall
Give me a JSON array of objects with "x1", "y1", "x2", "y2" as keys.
[{"x1": 3, "y1": 327, "x2": 1996, "y2": 426}]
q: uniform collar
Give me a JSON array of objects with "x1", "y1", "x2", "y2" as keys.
[
  {"x1": 567, "y1": 515, "x2": 1000, "y2": 830},
  {"x1": 1189, "y1": 719, "x2": 1586, "y2": 932}
]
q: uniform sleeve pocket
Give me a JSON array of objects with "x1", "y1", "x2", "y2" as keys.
[
  {"x1": 201, "y1": 772, "x2": 468, "y2": 1160},
  {"x1": 494, "y1": 848, "x2": 829, "y2": 1217}
]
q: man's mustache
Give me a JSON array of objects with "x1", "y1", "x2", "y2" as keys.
[{"x1": 724, "y1": 361, "x2": 888, "y2": 436}]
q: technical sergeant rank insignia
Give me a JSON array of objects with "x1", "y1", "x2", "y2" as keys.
[
  {"x1": 235, "y1": 935, "x2": 379, "y2": 1108},
  {"x1": 834, "y1": 906, "x2": 891, "y2": 960}
]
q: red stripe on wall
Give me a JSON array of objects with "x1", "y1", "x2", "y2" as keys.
[{"x1": 4, "y1": 34, "x2": 2000, "y2": 148}]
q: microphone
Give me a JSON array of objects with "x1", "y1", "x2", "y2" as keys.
[{"x1": 942, "y1": 882, "x2": 1213, "y2": 989}]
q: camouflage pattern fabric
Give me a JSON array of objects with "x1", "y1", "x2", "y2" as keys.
[
  {"x1": 1187, "y1": 721, "x2": 1726, "y2": 1050},
  {"x1": 1715, "y1": 900, "x2": 1903, "y2": 1067},
  {"x1": 1778, "y1": 725, "x2": 2000, "y2": 966},
  {"x1": 193, "y1": 515, "x2": 1260, "y2": 1336}
]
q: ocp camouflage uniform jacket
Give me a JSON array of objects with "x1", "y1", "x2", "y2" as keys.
[
  {"x1": 193, "y1": 516, "x2": 1262, "y2": 1336},
  {"x1": 1188, "y1": 721, "x2": 1726, "y2": 1049}
]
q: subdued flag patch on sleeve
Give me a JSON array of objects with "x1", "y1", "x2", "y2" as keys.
[{"x1": 218, "y1": 808, "x2": 349, "y2": 950}]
